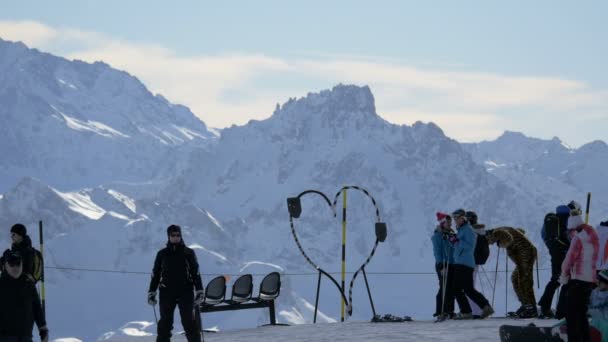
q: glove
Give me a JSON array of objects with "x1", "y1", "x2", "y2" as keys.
[
  {"x1": 147, "y1": 291, "x2": 157, "y2": 306},
  {"x1": 448, "y1": 235, "x2": 459, "y2": 243},
  {"x1": 558, "y1": 274, "x2": 569, "y2": 285},
  {"x1": 194, "y1": 289, "x2": 205, "y2": 305},
  {"x1": 39, "y1": 326, "x2": 49, "y2": 342}
]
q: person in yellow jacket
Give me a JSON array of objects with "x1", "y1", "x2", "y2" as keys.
[{"x1": 486, "y1": 226, "x2": 538, "y2": 318}]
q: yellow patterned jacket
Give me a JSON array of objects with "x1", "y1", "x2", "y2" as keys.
[{"x1": 486, "y1": 227, "x2": 537, "y2": 265}]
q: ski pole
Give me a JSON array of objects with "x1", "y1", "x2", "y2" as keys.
[
  {"x1": 153, "y1": 305, "x2": 158, "y2": 325},
  {"x1": 536, "y1": 251, "x2": 540, "y2": 289},
  {"x1": 492, "y1": 247, "x2": 500, "y2": 307},
  {"x1": 505, "y1": 251, "x2": 508, "y2": 316},
  {"x1": 440, "y1": 244, "x2": 449, "y2": 316},
  {"x1": 478, "y1": 267, "x2": 485, "y2": 295},
  {"x1": 341, "y1": 187, "x2": 347, "y2": 323},
  {"x1": 39, "y1": 221, "x2": 46, "y2": 317},
  {"x1": 480, "y1": 266, "x2": 494, "y2": 295},
  {"x1": 585, "y1": 192, "x2": 591, "y2": 224}
]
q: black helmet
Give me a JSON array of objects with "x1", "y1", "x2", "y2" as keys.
[
  {"x1": 452, "y1": 208, "x2": 466, "y2": 219},
  {"x1": 465, "y1": 211, "x2": 478, "y2": 225}
]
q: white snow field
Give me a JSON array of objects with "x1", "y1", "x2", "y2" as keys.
[{"x1": 99, "y1": 318, "x2": 559, "y2": 342}]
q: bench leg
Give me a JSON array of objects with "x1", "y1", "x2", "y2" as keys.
[{"x1": 269, "y1": 300, "x2": 277, "y2": 325}]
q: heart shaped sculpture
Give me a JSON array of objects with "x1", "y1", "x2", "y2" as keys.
[{"x1": 287, "y1": 186, "x2": 387, "y2": 320}]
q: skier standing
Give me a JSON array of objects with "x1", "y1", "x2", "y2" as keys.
[
  {"x1": 0, "y1": 224, "x2": 36, "y2": 280},
  {"x1": 447, "y1": 209, "x2": 494, "y2": 319},
  {"x1": 0, "y1": 250, "x2": 48, "y2": 342},
  {"x1": 538, "y1": 204, "x2": 571, "y2": 318},
  {"x1": 465, "y1": 210, "x2": 489, "y2": 317},
  {"x1": 147, "y1": 225, "x2": 204, "y2": 342},
  {"x1": 486, "y1": 226, "x2": 538, "y2": 318},
  {"x1": 431, "y1": 213, "x2": 468, "y2": 319},
  {"x1": 560, "y1": 211, "x2": 599, "y2": 342}
]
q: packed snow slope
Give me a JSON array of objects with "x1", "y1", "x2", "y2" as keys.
[{"x1": 100, "y1": 318, "x2": 560, "y2": 342}]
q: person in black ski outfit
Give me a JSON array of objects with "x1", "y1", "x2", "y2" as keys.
[
  {"x1": 147, "y1": 225, "x2": 204, "y2": 342},
  {"x1": 0, "y1": 250, "x2": 48, "y2": 342},
  {"x1": 538, "y1": 204, "x2": 573, "y2": 318},
  {"x1": 0, "y1": 224, "x2": 36, "y2": 280}
]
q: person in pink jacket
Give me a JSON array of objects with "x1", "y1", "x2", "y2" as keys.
[
  {"x1": 560, "y1": 211, "x2": 599, "y2": 342},
  {"x1": 596, "y1": 221, "x2": 608, "y2": 273}
]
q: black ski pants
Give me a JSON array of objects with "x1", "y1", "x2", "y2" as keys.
[
  {"x1": 0, "y1": 337, "x2": 33, "y2": 342},
  {"x1": 435, "y1": 264, "x2": 468, "y2": 315},
  {"x1": 450, "y1": 264, "x2": 490, "y2": 314},
  {"x1": 566, "y1": 280, "x2": 594, "y2": 342},
  {"x1": 157, "y1": 288, "x2": 201, "y2": 342},
  {"x1": 538, "y1": 246, "x2": 567, "y2": 312}
]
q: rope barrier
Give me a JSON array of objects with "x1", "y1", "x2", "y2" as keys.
[{"x1": 45, "y1": 265, "x2": 552, "y2": 277}]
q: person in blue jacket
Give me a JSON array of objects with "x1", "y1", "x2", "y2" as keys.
[
  {"x1": 447, "y1": 208, "x2": 494, "y2": 319},
  {"x1": 432, "y1": 212, "x2": 468, "y2": 319}
]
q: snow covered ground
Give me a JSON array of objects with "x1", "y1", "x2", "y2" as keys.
[{"x1": 99, "y1": 318, "x2": 559, "y2": 342}]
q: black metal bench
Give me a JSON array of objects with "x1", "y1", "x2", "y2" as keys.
[{"x1": 199, "y1": 272, "x2": 285, "y2": 327}]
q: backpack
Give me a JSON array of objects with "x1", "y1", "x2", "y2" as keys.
[
  {"x1": 31, "y1": 248, "x2": 44, "y2": 283},
  {"x1": 542, "y1": 213, "x2": 557, "y2": 243},
  {"x1": 474, "y1": 234, "x2": 490, "y2": 265},
  {"x1": 542, "y1": 212, "x2": 569, "y2": 248}
]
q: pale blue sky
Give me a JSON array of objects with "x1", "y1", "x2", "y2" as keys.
[{"x1": 2, "y1": 0, "x2": 607, "y2": 146}]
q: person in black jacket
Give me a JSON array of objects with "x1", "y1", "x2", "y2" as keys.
[
  {"x1": 147, "y1": 225, "x2": 204, "y2": 342},
  {"x1": 0, "y1": 224, "x2": 36, "y2": 281},
  {"x1": 0, "y1": 250, "x2": 48, "y2": 342},
  {"x1": 538, "y1": 204, "x2": 574, "y2": 318}
]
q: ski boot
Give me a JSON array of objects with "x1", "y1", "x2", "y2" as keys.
[
  {"x1": 480, "y1": 305, "x2": 495, "y2": 319},
  {"x1": 538, "y1": 307, "x2": 555, "y2": 319},
  {"x1": 453, "y1": 312, "x2": 474, "y2": 320},
  {"x1": 517, "y1": 304, "x2": 539, "y2": 319}
]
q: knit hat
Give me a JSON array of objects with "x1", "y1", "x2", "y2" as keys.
[
  {"x1": 10, "y1": 224, "x2": 27, "y2": 237},
  {"x1": 436, "y1": 212, "x2": 449, "y2": 224},
  {"x1": 568, "y1": 201, "x2": 583, "y2": 216},
  {"x1": 567, "y1": 214, "x2": 584, "y2": 230},
  {"x1": 166, "y1": 224, "x2": 182, "y2": 236},
  {"x1": 598, "y1": 270, "x2": 608, "y2": 284}
]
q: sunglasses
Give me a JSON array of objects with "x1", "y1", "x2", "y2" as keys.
[{"x1": 170, "y1": 233, "x2": 181, "y2": 237}]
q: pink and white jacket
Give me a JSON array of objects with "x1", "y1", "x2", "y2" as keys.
[
  {"x1": 561, "y1": 224, "x2": 599, "y2": 283},
  {"x1": 596, "y1": 223, "x2": 608, "y2": 271}
]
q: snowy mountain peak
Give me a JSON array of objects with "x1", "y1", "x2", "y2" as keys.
[
  {"x1": 4, "y1": 176, "x2": 54, "y2": 199},
  {"x1": 0, "y1": 39, "x2": 217, "y2": 192},
  {"x1": 276, "y1": 84, "x2": 377, "y2": 122},
  {"x1": 578, "y1": 140, "x2": 608, "y2": 154}
]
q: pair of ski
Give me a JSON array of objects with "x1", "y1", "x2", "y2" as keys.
[
  {"x1": 371, "y1": 314, "x2": 412, "y2": 323},
  {"x1": 434, "y1": 314, "x2": 536, "y2": 323}
]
